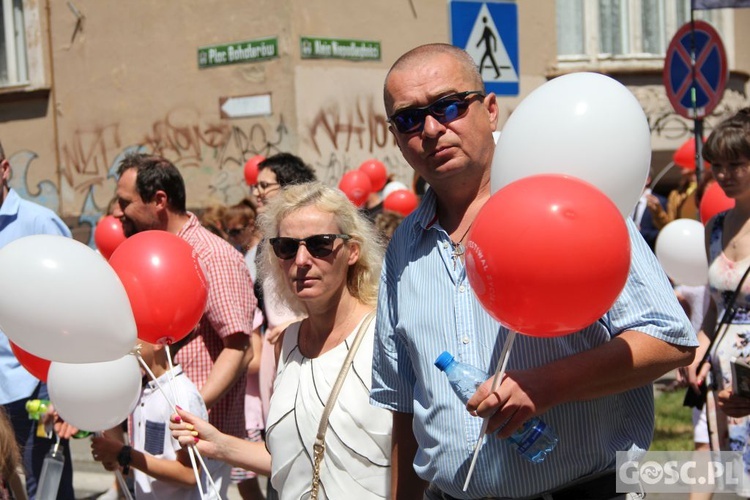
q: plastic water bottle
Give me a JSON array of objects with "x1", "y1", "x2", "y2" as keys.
[
  {"x1": 434, "y1": 351, "x2": 558, "y2": 463},
  {"x1": 37, "y1": 440, "x2": 65, "y2": 499}
]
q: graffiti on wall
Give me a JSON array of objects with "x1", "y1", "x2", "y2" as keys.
[
  {"x1": 141, "y1": 108, "x2": 289, "y2": 171},
  {"x1": 307, "y1": 95, "x2": 394, "y2": 156},
  {"x1": 28, "y1": 109, "x2": 291, "y2": 247},
  {"x1": 7, "y1": 150, "x2": 63, "y2": 212},
  {"x1": 302, "y1": 94, "x2": 416, "y2": 187},
  {"x1": 10, "y1": 88, "x2": 748, "y2": 248}
]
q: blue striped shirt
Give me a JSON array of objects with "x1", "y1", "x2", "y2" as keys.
[
  {"x1": 0, "y1": 189, "x2": 71, "y2": 404},
  {"x1": 370, "y1": 188, "x2": 696, "y2": 498}
]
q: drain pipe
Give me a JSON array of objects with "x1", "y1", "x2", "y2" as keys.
[{"x1": 45, "y1": 0, "x2": 63, "y2": 216}]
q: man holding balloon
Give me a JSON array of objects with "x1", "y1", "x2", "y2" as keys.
[
  {"x1": 370, "y1": 44, "x2": 697, "y2": 499},
  {"x1": 112, "y1": 153, "x2": 256, "y2": 497},
  {"x1": 0, "y1": 140, "x2": 76, "y2": 499}
]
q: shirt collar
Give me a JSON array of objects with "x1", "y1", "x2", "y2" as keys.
[
  {"x1": 176, "y1": 212, "x2": 199, "y2": 239},
  {"x1": 145, "y1": 364, "x2": 185, "y2": 392},
  {"x1": 409, "y1": 187, "x2": 439, "y2": 233},
  {"x1": 0, "y1": 188, "x2": 21, "y2": 218}
]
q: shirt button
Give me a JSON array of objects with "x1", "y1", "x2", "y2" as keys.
[
  {"x1": 443, "y1": 242, "x2": 449, "y2": 249},
  {"x1": 459, "y1": 285, "x2": 466, "y2": 292},
  {"x1": 462, "y1": 337, "x2": 470, "y2": 344}
]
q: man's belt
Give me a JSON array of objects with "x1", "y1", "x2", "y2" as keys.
[{"x1": 427, "y1": 470, "x2": 618, "y2": 500}]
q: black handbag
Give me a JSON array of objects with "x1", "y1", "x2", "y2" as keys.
[{"x1": 683, "y1": 264, "x2": 750, "y2": 409}]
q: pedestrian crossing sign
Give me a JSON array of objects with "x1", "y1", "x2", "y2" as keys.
[{"x1": 450, "y1": 0, "x2": 519, "y2": 96}]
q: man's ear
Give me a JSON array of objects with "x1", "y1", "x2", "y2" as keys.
[
  {"x1": 0, "y1": 159, "x2": 10, "y2": 183},
  {"x1": 153, "y1": 190, "x2": 168, "y2": 210},
  {"x1": 484, "y1": 92, "x2": 499, "y2": 130}
]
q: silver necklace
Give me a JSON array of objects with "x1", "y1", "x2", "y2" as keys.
[{"x1": 451, "y1": 224, "x2": 473, "y2": 269}]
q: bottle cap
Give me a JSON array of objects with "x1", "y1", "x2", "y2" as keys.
[{"x1": 434, "y1": 351, "x2": 455, "y2": 371}]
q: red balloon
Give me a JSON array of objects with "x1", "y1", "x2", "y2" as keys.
[
  {"x1": 673, "y1": 138, "x2": 710, "y2": 171},
  {"x1": 108, "y1": 231, "x2": 208, "y2": 345},
  {"x1": 465, "y1": 174, "x2": 631, "y2": 337},
  {"x1": 358, "y1": 159, "x2": 388, "y2": 192},
  {"x1": 700, "y1": 181, "x2": 735, "y2": 224},
  {"x1": 244, "y1": 155, "x2": 265, "y2": 186},
  {"x1": 383, "y1": 189, "x2": 419, "y2": 216},
  {"x1": 10, "y1": 341, "x2": 50, "y2": 382},
  {"x1": 94, "y1": 215, "x2": 127, "y2": 260},
  {"x1": 338, "y1": 170, "x2": 372, "y2": 207}
]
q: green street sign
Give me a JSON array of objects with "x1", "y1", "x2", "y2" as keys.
[
  {"x1": 198, "y1": 37, "x2": 278, "y2": 68},
  {"x1": 300, "y1": 37, "x2": 381, "y2": 61}
]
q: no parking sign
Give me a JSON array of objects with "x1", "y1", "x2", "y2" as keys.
[{"x1": 663, "y1": 20, "x2": 727, "y2": 120}]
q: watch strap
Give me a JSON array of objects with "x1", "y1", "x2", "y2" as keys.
[{"x1": 117, "y1": 444, "x2": 132, "y2": 475}]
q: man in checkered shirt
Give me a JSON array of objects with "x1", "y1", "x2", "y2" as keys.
[{"x1": 113, "y1": 153, "x2": 255, "y2": 497}]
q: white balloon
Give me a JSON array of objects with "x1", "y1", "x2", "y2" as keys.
[
  {"x1": 0, "y1": 235, "x2": 136, "y2": 362},
  {"x1": 382, "y1": 181, "x2": 408, "y2": 199},
  {"x1": 492, "y1": 72, "x2": 651, "y2": 216},
  {"x1": 655, "y1": 219, "x2": 708, "y2": 286},
  {"x1": 48, "y1": 354, "x2": 142, "y2": 432}
]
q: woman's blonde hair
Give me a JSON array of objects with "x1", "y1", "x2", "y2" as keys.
[{"x1": 258, "y1": 181, "x2": 384, "y2": 312}]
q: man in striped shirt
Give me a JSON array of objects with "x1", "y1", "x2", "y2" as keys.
[
  {"x1": 113, "y1": 153, "x2": 255, "y2": 497},
  {"x1": 370, "y1": 43, "x2": 697, "y2": 499}
]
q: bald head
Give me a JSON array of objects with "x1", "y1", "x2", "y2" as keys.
[{"x1": 384, "y1": 43, "x2": 484, "y2": 114}]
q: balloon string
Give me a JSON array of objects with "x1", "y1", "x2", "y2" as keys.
[
  {"x1": 134, "y1": 349, "x2": 209, "y2": 500},
  {"x1": 462, "y1": 329, "x2": 517, "y2": 492},
  {"x1": 94, "y1": 431, "x2": 134, "y2": 500},
  {"x1": 165, "y1": 346, "x2": 221, "y2": 500},
  {"x1": 651, "y1": 161, "x2": 676, "y2": 190}
]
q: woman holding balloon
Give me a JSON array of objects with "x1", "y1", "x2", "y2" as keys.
[
  {"x1": 682, "y1": 108, "x2": 750, "y2": 494},
  {"x1": 171, "y1": 182, "x2": 392, "y2": 499}
]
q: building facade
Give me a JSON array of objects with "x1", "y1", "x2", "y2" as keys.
[{"x1": 1, "y1": 0, "x2": 748, "y2": 243}]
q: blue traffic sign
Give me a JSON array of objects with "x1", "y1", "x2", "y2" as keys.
[
  {"x1": 663, "y1": 20, "x2": 727, "y2": 120},
  {"x1": 450, "y1": 1, "x2": 519, "y2": 96}
]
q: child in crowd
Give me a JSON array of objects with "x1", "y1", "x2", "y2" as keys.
[{"x1": 90, "y1": 341, "x2": 213, "y2": 499}]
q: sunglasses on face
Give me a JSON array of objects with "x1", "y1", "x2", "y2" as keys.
[
  {"x1": 388, "y1": 90, "x2": 485, "y2": 134},
  {"x1": 269, "y1": 233, "x2": 351, "y2": 260}
]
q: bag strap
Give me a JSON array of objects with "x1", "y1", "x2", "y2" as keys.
[{"x1": 310, "y1": 310, "x2": 376, "y2": 500}]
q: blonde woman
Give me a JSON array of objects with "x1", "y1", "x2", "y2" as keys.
[{"x1": 171, "y1": 182, "x2": 391, "y2": 499}]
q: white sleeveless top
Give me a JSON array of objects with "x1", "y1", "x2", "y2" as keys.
[{"x1": 266, "y1": 317, "x2": 391, "y2": 499}]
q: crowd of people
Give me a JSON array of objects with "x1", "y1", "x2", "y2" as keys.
[{"x1": 3, "y1": 42, "x2": 750, "y2": 500}]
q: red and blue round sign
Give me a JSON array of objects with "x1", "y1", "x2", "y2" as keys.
[{"x1": 663, "y1": 20, "x2": 727, "y2": 120}]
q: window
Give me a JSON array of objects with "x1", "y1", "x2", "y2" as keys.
[
  {"x1": 556, "y1": 0, "x2": 731, "y2": 70},
  {"x1": 1, "y1": 0, "x2": 28, "y2": 87}
]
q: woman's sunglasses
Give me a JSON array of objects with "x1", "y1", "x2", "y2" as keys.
[
  {"x1": 388, "y1": 90, "x2": 485, "y2": 134},
  {"x1": 269, "y1": 234, "x2": 351, "y2": 260}
]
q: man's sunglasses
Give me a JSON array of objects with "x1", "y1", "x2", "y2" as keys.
[
  {"x1": 269, "y1": 234, "x2": 351, "y2": 260},
  {"x1": 388, "y1": 90, "x2": 485, "y2": 134}
]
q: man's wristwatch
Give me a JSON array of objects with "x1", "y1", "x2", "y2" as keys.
[{"x1": 117, "y1": 445, "x2": 132, "y2": 475}]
